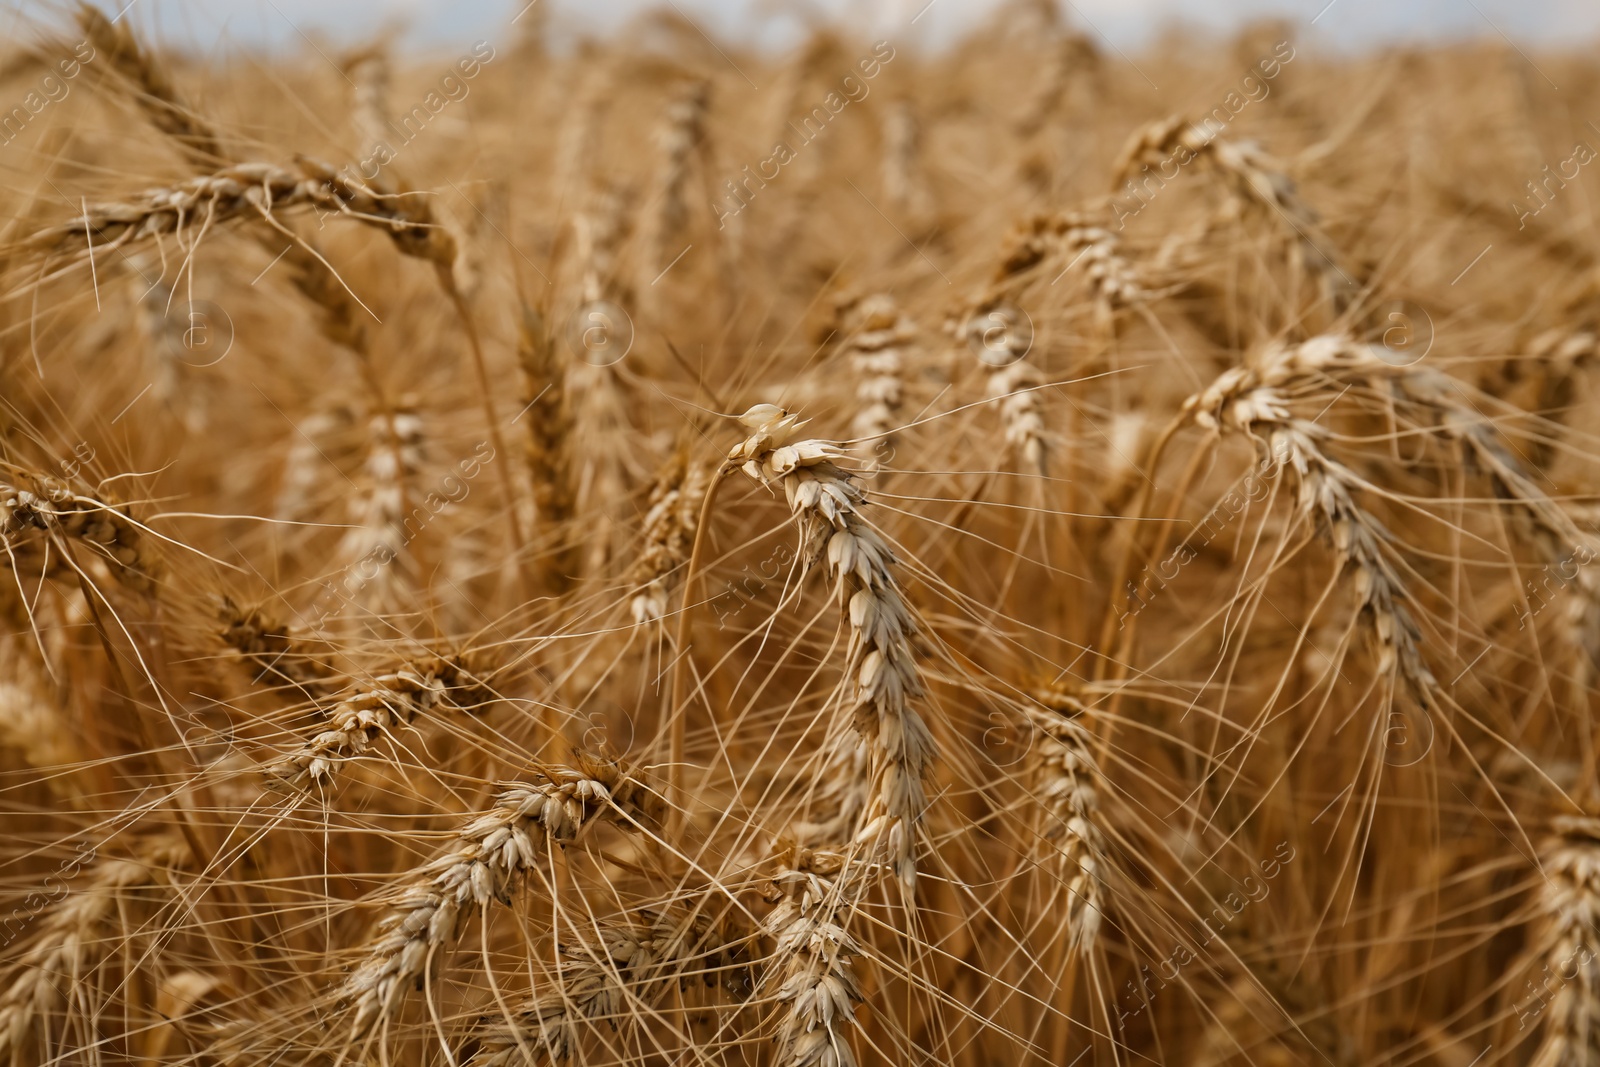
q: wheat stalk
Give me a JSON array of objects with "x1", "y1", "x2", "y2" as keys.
[
  {"x1": 563, "y1": 183, "x2": 637, "y2": 580},
  {"x1": 1380, "y1": 362, "x2": 1600, "y2": 683}
]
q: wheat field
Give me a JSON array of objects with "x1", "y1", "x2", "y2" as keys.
[{"x1": 0, "y1": 1, "x2": 1595, "y2": 1063}]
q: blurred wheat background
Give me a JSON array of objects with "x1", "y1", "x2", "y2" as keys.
[{"x1": 0, "y1": 0, "x2": 1597, "y2": 1063}]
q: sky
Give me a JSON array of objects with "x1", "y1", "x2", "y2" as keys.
[{"x1": 4, "y1": 0, "x2": 1596, "y2": 56}]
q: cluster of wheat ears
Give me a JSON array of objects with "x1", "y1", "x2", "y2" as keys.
[{"x1": 1, "y1": 1, "x2": 1599, "y2": 1063}]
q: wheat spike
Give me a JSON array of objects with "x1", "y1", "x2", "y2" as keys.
[
  {"x1": 1184, "y1": 337, "x2": 1440, "y2": 707},
  {"x1": 75, "y1": 3, "x2": 224, "y2": 168},
  {"x1": 1114, "y1": 116, "x2": 1348, "y2": 309},
  {"x1": 26, "y1": 159, "x2": 456, "y2": 271},
  {"x1": 841, "y1": 294, "x2": 912, "y2": 474},
  {"x1": 469, "y1": 905, "x2": 746, "y2": 1064},
  {"x1": 0, "y1": 637, "x2": 84, "y2": 804},
  {"x1": 334, "y1": 403, "x2": 425, "y2": 613},
  {"x1": 729, "y1": 405, "x2": 936, "y2": 888},
  {"x1": 880, "y1": 99, "x2": 933, "y2": 222},
  {"x1": 1024, "y1": 691, "x2": 1106, "y2": 952},
  {"x1": 630, "y1": 452, "x2": 710, "y2": 624},
  {"x1": 1530, "y1": 814, "x2": 1600, "y2": 1067},
  {"x1": 218, "y1": 597, "x2": 332, "y2": 692},
  {"x1": 764, "y1": 853, "x2": 866, "y2": 1067},
  {"x1": 1, "y1": 468, "x2": 159, "y2": 594},
  {"x1": 649, "y1": 78, "x2": 709, "y2": 279},
  {"x1": 264, "y1": 657, "x2": 487, "y2": 789},
  {"x1": 0, "y1": 836, "x2": 190, "y2": 1063},
  {"x1": 343, "y1": 755, "x2": 661, "y2": 1035}
]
